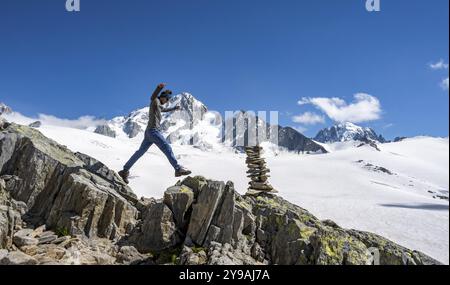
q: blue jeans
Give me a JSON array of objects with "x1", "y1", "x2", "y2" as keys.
[{"x1": 123, "y1": 128, "x2": 180, "y2": 171}]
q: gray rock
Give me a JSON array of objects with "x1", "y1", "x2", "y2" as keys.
[
  {"x1": 123, "y1": 120, "x2": 142, "y2": 138},
  {"x1": 10, "y1": 200, "x2": 27, "y2": 216},
  {"x1": 163, "y1": 185, "x2": 194, "y2": 230},
  {"x1": 0, "y1": 178, "x2": 24, "y2": 249},
  {"x1": 309, "y1": 227, "x2": 373, "y2": 265},
  {"x1": 180, "y1": 176, "x2": 208, "y2": 198},
  {"x1": 179, "y1": 246, "x2": 208, "y2": 265},
  {"x1": 39, "y1": 230, "x2": 56, "y2": 237},
  {"x1": 231, "y1": 207, "x2": 244, "y2": 242},
  {"x1": 13, "y1": 229, "x2": 33, "y2": 237},
  {"x1": 256, "y1": 228, "x2": 268, "y2": 246},
  {"x1": 13, "y1": 235, "x2": 39, "y2": 248},
  {"x1": 0, "y1": 249, "x2": 7, "y2": 260},
  {"x1": 204, "y1": 225, "x2": 221, "y2": 246},
  {"x1": 30, "y1": 225, "x2": 46, "y2": 238},
  {"x1": 0, "y1": 118, "x2": 8, "y2": 130},
  {"x1": 13, "y1": 229, "x2": 38, "y2": 247},
  {"x1": 0, "y1": 123, "x2": 138, "y2": 241},
  {"x1": 94, "y1": 125, "x2": 116, "y2": 138},
  {"x1": 242, "y1": 210, "x2": 256, "y2": 236},
  {"x1": 205, "y1": 182, "x2": 235, "y2": 245},
  {"x1": 135, "y1": 197, "x2": 156, "y2": 220},
  {"x1": 116, "y1": 246, "x2": 147, "y2": 265},
  {"x1": 207, "y1": 242, "x2": 259, "y2": 265},
  {"x1": 38, "y1": 234, "x2": 58, "y2": 245},
  {"x1": 28, "y1": 121, "x2": 42, "y2": 128},
  {"x1": 74, "y1": 152, "x2": 138, "y2": 204},
  {"x1": 130, "y1": 201, "x2": 180, "y2": 252},
  {"x1": 270, "y1": 217, "x2": 316, "y2": 265},
  {"x1": 52, "y1": 236, "x2": 70, "y2": 244},
  {"x1": 44, "y1": 169, "x2": 138, "y2": 240},
  {"x1": 347, "y1": 230, "x2": 442, "y2": 265},
  {"x1": 251, "y1": 242, "x2": 265, "y2": 263},
  {"x1": 79, "y1": 250, "x2": 116, "y2": 265},
  {"x1": 278, "y1": 126, "x2": 328, "y2": 154},
  {"x1": 0, "y1": 251, "x2": 38, "y2": 265},
  {"x1": 187, "y1": 181, "x2": 225, "y2": 245}
]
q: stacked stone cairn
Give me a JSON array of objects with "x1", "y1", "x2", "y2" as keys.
[{"x1": 245, "y1": 146, "x2": 278, "y2": 195}]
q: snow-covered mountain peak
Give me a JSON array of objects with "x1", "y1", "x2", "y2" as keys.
[
  {"x1": 314, "y1": 122, "x2": 386, "y2": 143},
  {"x1": 337, "y1": 122, "x2": 364, "y2": 131},
  {"x1": 96, "y1": 92, "x2": 218, "y2": 149},
  {"x1": 0, "y1": 102, "x2": 12, "y2": 115}
]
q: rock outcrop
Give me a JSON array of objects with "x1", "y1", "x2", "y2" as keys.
[
  {"x1": 315, "y1": 122, "x2": 386, "y2": 144},
  {"x1": 0, "y1": 122, "x2": 138, "y2": 241},
  {"x1": 28, "y1": 121, "x2": 42, "y2": 129},
  {"x1": 278, "y1": 126, "x2": 328, "y2": 154},
  {"x1": 0, "y1": 103, "x2": 12, "y2": 116},
  {"x1": 94, "y1": 125, "x2": 116, "y2": 138},
  {"x1": 123, "y1": 120, "x2": 143, "y2": 139},
  {"x1": 125, "y1": 177, "x2": 440, "y2": 265},
  {"x1": 0, "y1": 178, "x2": 26, "y2": 249},
  {"x1": 0, "y1": 121, "x2": 442, "y2": 265},
  {"x1": 393, "y1": 136, "x2": 407, "y2": 143}
]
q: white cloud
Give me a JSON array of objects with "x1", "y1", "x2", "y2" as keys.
[
  {"x1": 36, "y1": 114, "x2": 106, "y2": 129},
  {"x1": 429, "y1": 59, "x2": 449, "y2": 70},
  {"x1": 297, "y1": 98, "x2": 310, "y2": 105},
  {"x1": 441, "y1": 77, "x2": 449, "y2": 91},
  {"x1": 292, "y1": 112, "x2": 325, "y2": 125},
  {"x1": 3, "y1": 110, "x2": 106, "y2": 129},
  {"x1": 429, "y1": 59, "x2": 449, "y2": 91},
  {"x1": 298, "y1": 93, "x2": 382, "y2": 123}
]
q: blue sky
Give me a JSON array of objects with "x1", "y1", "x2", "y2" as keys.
[{"x1": 0, "y1": 0, "x2": 448, "y2": 139}]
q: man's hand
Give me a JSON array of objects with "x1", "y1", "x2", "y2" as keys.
[{"x1": 151, "y1": 83, "x2": 167, "y2": 101}]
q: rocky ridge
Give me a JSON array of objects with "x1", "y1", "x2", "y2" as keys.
[
  {"x1": 0, "y1": 119, "x2": 441, "y2": 265},
  {"x1": 315, "y1": 122, "x2": 386, "y2": 144},
  {"x1": 94, "y1": 94, "x2": 327, "y2": 154},
  {"x1": 0, "y1": 103, "x2": 12, "y2": 116}
]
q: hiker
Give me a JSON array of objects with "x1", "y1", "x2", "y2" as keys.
[{"x1": 118, "y1": 83, "x2": 192, "y2": 184}]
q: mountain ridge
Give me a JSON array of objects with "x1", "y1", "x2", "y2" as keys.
[
  {"x1": 314, "y1": 122, "x2": 386, "y2": 143},
  {"x1": 94, "y1": 93, "x2": 327, "y2": 153}
]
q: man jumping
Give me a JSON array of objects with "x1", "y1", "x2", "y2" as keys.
[{"x1": 118, "y1": 83, "x2": 192, "y2": 184}]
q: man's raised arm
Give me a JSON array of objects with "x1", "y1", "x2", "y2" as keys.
[
  {"x1": 151, "y1": 83, "x2": 166, "y2": 102},
  {"x1": 161, "y1": 105, "x2": 180, "y2": 113}
]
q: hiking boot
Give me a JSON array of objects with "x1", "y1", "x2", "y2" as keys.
[
  {"x1": 118, "y1": 170, "x2": 130, "y2": 184},
  {"x1": 175, "y1": 166, "x2": 192, "y2": 177}
]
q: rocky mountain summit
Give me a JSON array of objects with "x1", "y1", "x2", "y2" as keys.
[
  {"x1": 0, "y1": 103, "x2": 12, "y2": 116},
  {"x1": 0, "y1": 119, "x2": 441, "y2": 265},
  {"x1": 95, "y1": 93, "x2": 209, "y2": 140},
  {"x1": 278, "y1": 126, "x2": 327, "y2": 153},
  {"x1": 315, "y1": 122, "x2": 386, "y2": 144}
]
